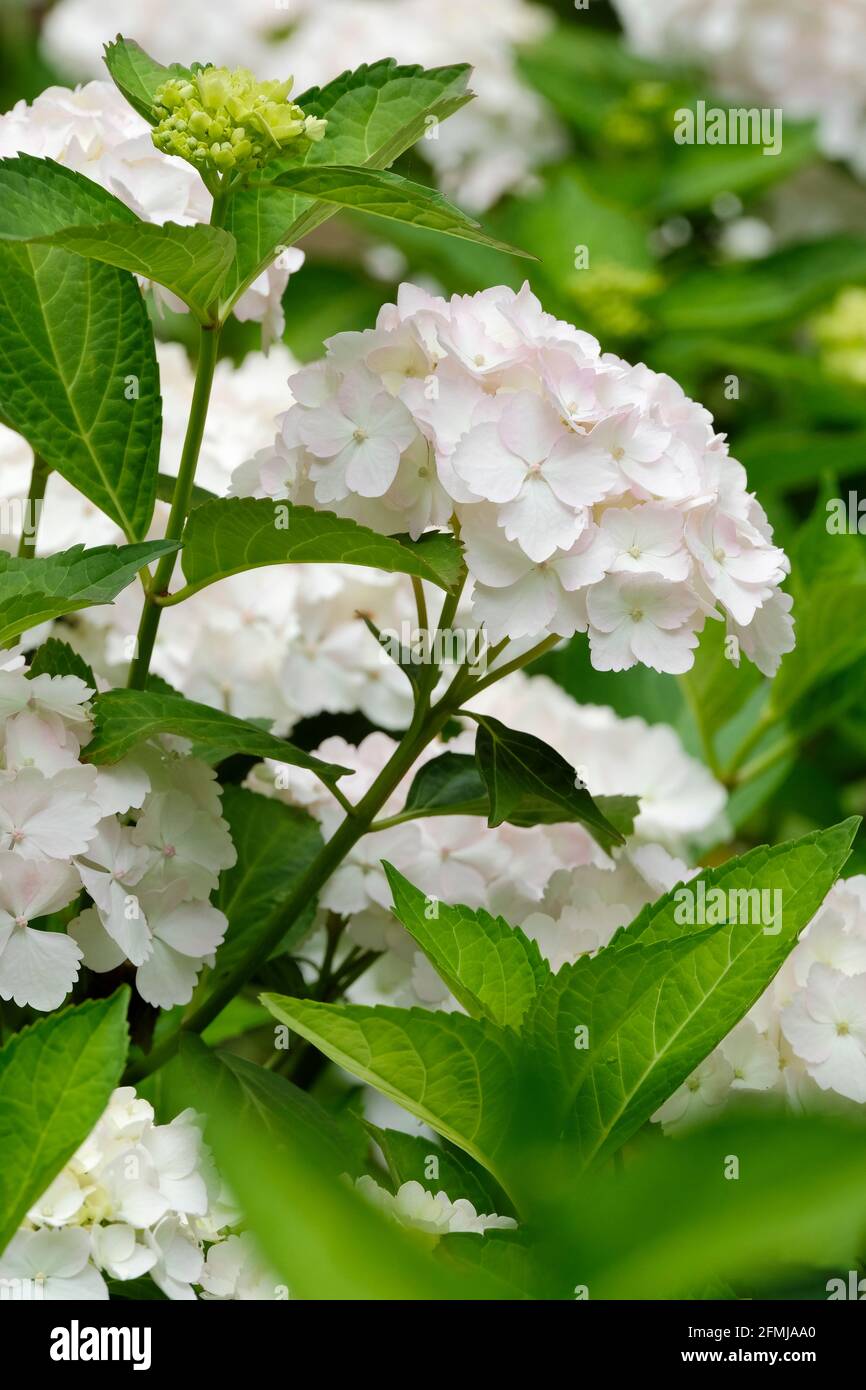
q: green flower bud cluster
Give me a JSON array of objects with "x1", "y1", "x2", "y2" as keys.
[{"x1": 151, "y1": 64, "x2": 327, "y2": 174}]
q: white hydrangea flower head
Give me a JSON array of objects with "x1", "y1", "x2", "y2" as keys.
[
  {"x1": 5, "y1": 1085, "x2": 263, "y2": 1301},
  {"x1": 611, "y1": 0, "x2": 866, "y2": 180},
  {"x1": 236, "y1": 282, "x2": 793, "y2": 676},
  {"x1": 0, "y1": 81, "x2": 299, "y2": 337},
  {"x1": 0, "y1": 655, "x2": 234, "y2": 1012}
]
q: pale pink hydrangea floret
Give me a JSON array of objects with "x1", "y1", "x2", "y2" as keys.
[{"x1": 236, "y1": 281, "x2": 793, "y2": 677}]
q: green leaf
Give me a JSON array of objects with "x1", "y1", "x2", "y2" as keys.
[
  {"x1": 399, "y1": 752, "x2": 637, "y2": 839},
  {"x1": 437, "y1": 1230, "x2": 542, "y2": 1299},
  {"x1": 26, "y1": 637, "x2": 96, "y2": 687},
  {"x1": 402, "y1": 752, "x2": 489, "y2": 818},
  {"x1": 384, "y1": 863, "x2": 550, "y2": 1030},
  {"x1": 171, "y1": 1036, "x2": 363, "y2": 1177},
  {"x1": 0, "y1": 990, "x2": 129, "y2": 1253},
  {"x1": 208, "y1": 786, "x2": 323, "y2": 987},
  {"x1": 177, "y1": 1037, "x2": 499, "y2": 1300},
  {"x1": 82, "y1": 688, "x2": 352, "y2": 783},
  {"x1": 542, "y1": 1114, "x2": 866, "y2": 1299},
  {"x1": 0, "y1": 243, "x2": 162, "y2": 539},
  {"x1": 0, "y1": 541, "x2": 178, "y2": 647},
  {"x1": 269, "y1": 166, "x2": 532, "y2": 259},
  {"x1": 549, "y1": 820, "x2": 858, "y2": 1168},
  {"x1": 470, "y1": 712, "x2": 627, "y2": 853},
  {"x1": 0, "y1": 155, "x2": 138, "y2": 238},
  {"x1": 24, "y1": 223, "x2": 236, "y2": 326},
  {"x1": 0, "y1": 156, "x2": 235, "y2": 322},
  {"x1": 365, "y1": 1121, "x2": 515, "y2": 1219},
  {"x1": 261, "y1": 994, "x2": 523, "y2": 1195},
  {"x1": 177, "y1": 497, "x2": 465, "y2": 596},
  {"x1": 103, "y1": 35, "x2": 191, "y2": 124},
  {"x1": 221, "y1": 58, "x2": 473, "y2": 312}
]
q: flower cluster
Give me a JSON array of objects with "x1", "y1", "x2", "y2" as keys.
[
  {"x1": 40, "y1": 0, "x2": 563, "y2": 210},
  {"x1": 0, "y1": 649, "x2": 234, "y2": 1012},
  {"x1": 0, "y1": 82, "x2": 301, "y2": 339},
  {"x1": 354, "y1": 1176, "x2": 516, "y2": 1236},
  {"x1": 152, "y1": 66, "x2": 325, "y2": 173},
  {"x1": 237, "y1": 281, "x2": 794, "y2": 675},
  {"x1": 659, "y1": 877, "x2": 866, "y2": 1128},
  {"x1": 0, "y1": 1086, "x2": 281, "y2": 1300},
  {"x1": 612, "y1": 0, "x2": 866, "y2": 180}
]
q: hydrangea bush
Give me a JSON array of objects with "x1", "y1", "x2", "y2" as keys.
[{"x1": 0, "y1": 32, "x2": 864, "y2": 1306}]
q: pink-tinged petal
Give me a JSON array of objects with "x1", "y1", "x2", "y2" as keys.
[
  {"x1": 630, "y1": 621, "x2": 698, "y2": 674},
  {"x1": 472, "y1": 570, "x2": 557, "y2": 643},
  {"x1": 498, "y1": 476, "x2": 582, "y2": 562},
  {"x1": 451, "y1": 424, "x2": 526, "y2": 503},
  {"x1": 587, "y1": 622, "x2": 637, "y2": 672},
  {"x1": 0, "y1": 925, "x2": 82, "y2": 1011},
  {"x1": 585, "y1": 576, "x2": 631, "y2": 632},
  {"x1": 344, "y1": 435, "x2": 401, "y2": 498},
  {"x1": 544, "y1": 435, "x2": 620, "y2": 506},
  {"x1": 367, "y1": 394, "x2": 417, "y2": 453},
  {"x1": 498, "y1": 392, "x2": 562, "y2": 466},
  {"x1": 808, "y1": 1039, "x2": 866, "y2": 1102},
  {"x1": 136, "y1": 939, "x2": 201, "y2": 1009},
  {"x1": 296, "y1": 404, "x2": 355, "y2": 458},
  {"x1": 68, "y1": 908, "x2": 127, "y2": 974},
  {"x1": 460, "y1": 506, "x2": 535, "y2": 586},
  {"x1": 553, "y1": 526, "x2": 616, "y2": 590},
  {"x1": 155, "y1": 901, "x2": 227, "y2": 958}
]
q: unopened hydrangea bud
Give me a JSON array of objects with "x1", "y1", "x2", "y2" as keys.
[{"x1": 151, "y1": 64, "x2": 326, "y2": 175}]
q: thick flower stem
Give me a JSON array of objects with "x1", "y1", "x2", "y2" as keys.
[{"x1": 127, "y1": 324, "x2": 221, "y2": 689}]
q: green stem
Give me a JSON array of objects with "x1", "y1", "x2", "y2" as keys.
[
  {"x1": 124, "y1": 690, "x2": 457, "y2": 1082},
  {"x1": 16, "y1": 454, "x2": 50, "y2": 558},
  {"x1": 127, "y1": 325, "x2": 221, "y2": 688}
]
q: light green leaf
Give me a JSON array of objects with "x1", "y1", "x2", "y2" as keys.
[
  {"x1": 208, "y1": 786, "x2": 323, "y2": 987},
  {"x1": 470, "y1": 712, "x2": 627, "y2": 853},
  {"x1": 261, "y1": 995, "x2": 523, "y2": 1195},
  {"x1": 25, "y1": 223, "x2": 236, "y2": 325},
  {"x1": 552, "y1": 820, "x2": 858, "y2": 1167},
  {"x1": 269, "y1": 166, "x2": 532, "y2": 258},
  {"x1": 0, "y1": 155, "x2": 138, "y2": 238},
  {"x1": 82, "y1": 688, "x2": 352, "y2": 783},
  {"x1": 0, "y1": 541, "x2": 178, "y2": 647},
  {"x1": 103, "y1": 35, "x2": 191, "y2": 124},
  {"x1": 542, "y1": 1114, "x2": 866, "y2": 1299},
  {"x1": 0, "y1": 990, "x2": 129, "y2": 1253},
  {"x1": 170, "y1": 1036, "x2": 364, "y2": 1178},
  {"x1": 221, "y1": 58, "x2": 473, "y2": 312},
  {"x1": 176, "y1": 1036, "x2": 499, "y2": 1300},
  {"x1": 0, "y1": 242, "x2": 162, "y2": 539},
  {"x1": 384, "y1": 863, "x2": 550, "y2": 1030},
  {"x1": 177, "y1": 497, "x2": 465, "y2": 596}
]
